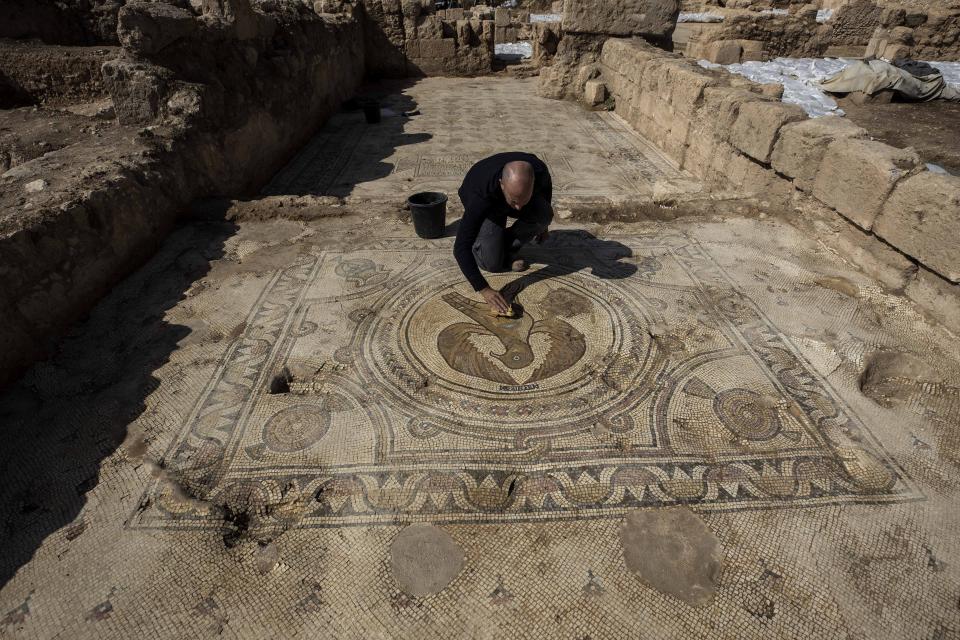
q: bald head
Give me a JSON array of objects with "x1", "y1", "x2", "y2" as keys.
[{"x1": 500, "y1": 160, "x2": 535, "y2": 210}]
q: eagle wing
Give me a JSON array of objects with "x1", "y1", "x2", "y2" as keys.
[
  {"x1": 528, "y1": 317, "x2": 586, "y2": 382},
  {"x1": 437, "y1": 322, "x2": 518, "y2": 385}
]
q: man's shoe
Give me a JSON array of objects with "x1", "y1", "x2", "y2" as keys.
[{"x1": 511, "y1": 258, "x2": 527, "y2": 272}]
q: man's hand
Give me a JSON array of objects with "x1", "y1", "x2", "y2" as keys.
[{"x1": 480, "y1": 287, "x2": 510, "y2": 314}]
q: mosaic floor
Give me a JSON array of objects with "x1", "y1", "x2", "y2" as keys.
[
  {"x1": 2, "y1": 212, "x2": 959, "y2": 639},
  {"x1": 131, "y1": 232, "x2": 917, "y2": 534},
  {"x1": 263, "y1": 77, "x2": 689, "y2": 203},
  {"x1": 1, "y1": 77, "x2": 960, "y2": 639}
]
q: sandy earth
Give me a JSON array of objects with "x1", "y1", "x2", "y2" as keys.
[
  {"x1": 841, "y1": 100, "x2": 960, "y2": 176},
  {"x1": 1, "y1": 76, "x2": 959, "y2": 639}
]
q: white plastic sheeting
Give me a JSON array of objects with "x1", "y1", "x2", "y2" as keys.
[
  {"x1": 930, "y1": 62, "x2": 960, "y2": 85},
  {"x1": 677, "y1": 12, "x2": 724, "y2": 23},
  {"x1": 494, "y1": 41, "x2": 533, "y2": 60},
  {"x1": 700, "y1": 57, "x2": 849, "y2": 117},
  {"x1": 700, "y1": 58, "x2": 960, "y2": 117},
  {"x1": 529, "y1": 13, "x2": 561, "y2": 22},
  {"x1": 816, "y1": 8, "x2": 833, "y2": 23},
  {"x1": 759, "y1": 8, "x2": 789, "y2": 15}
]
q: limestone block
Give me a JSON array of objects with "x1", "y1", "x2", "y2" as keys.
[
  {"x1": 699, "y1": 87, "x2": 765, "y2": 141},
  {"x1": 575, "y1": 63, "x2": 601, "y2": 92},
  {"x1": 639, "y1": 58, "x2": 671, "y2": 95},
  {"x1": 663, "y1": 114, "x2": 691, "y2": 164},
  {"x1": 584, "y1": 79, "x2": 607, "y2": 105},
  {"x1": 117, "y1": 2, "x2": 197, "y2": 55},
  {"x1": 904, "y1": 268, "x2": 960, "y2": 336},
  {"x1": 704, "y1": 40, "x2": 742, "y2": 64},
  {"x1": 537, "y1": 65, "x2": 564, "y2": 99},
  {"x1": 562, "y1": 0, "x2": 681, "y2": 38},
  {"x1": 874, "y1": 172, "x2": 960, "y2": 282},
  {"x1": 812, "y1": 139, "x2": 921, "y2": 230},
  {"x1": 505, "y1": 27, "x2": 518, "y2": 41},
  {"x1": 495, "y1": 7, "x2": 510, "y2": 26},
  {"x1": 662, "y1": 62, "x2": 718, "y2": 115},
  {"x1": 448, "y1": 7, "x2": 464, "y2": 20},
  {"x1": 418, "y1": 38, "x2": 456, "y2": 58},
  {"x1": 771, "y1": 117, "x2": 866, "y2": 192},
  {"x1": 681, "y1": 130, "x2": 719, "y2": 179},
  {"x1": 738, "y1": 39, "x2": 766, "y2": 62},
  {"x1": 600, "y1": 38, "x2": 667, "y2": 85},
  {"x1": 730, "y1": 101, "x2": 806, "y2": 163}
]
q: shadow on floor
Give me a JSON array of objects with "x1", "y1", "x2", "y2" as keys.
[
  {"x1": 501, "y1": 229, "x2": 638, "y2": 299},
  {"x1": 0, "y1": 210, "x2": 238, "y2": 591},
  {"x1": 264, "y1": 78, "x2": 432, "y2": 198}
]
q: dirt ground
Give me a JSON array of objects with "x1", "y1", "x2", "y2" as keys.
[
  {"x1": 1, "y1": 76, "x2": 960, "y2": 639},
  {"x1": 841, "y1": 99, "x2": 960, "y2": 176}
]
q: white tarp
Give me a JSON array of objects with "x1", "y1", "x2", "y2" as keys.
[
  {"x1": 494, "y1": 41, "x2": 532, "y2": 60},
  {"x1": 700, "y1": 57, "x2": 960, "y2": 117},
  {"x1": 700, "y1": 58, "x2": 849, "y2": 117},
  {"x1": 529, "y1": 13, "x2": 561, "y2": 22},
  {"x1": 677, "y1": 12, "x2": 724, "y2": 23}
]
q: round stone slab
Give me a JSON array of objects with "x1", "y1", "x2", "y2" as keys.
[
  {"x1": 620, "y1": 507, "x2": 723, "y2": 607},
  {"x1": 390, "y1": 523, "x2": 465, "y2": 597}
]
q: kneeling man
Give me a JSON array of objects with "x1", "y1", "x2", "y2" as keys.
[{"x1": 454, "y1": 152, "x2": 554, "y2": 314}]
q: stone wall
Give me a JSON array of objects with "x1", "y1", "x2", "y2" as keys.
[
  {"x1": 866, "y1": 6, "x2": 960, "y2": 60},
  {"x1": 596, "y1": 37, "x2": 960, "y2": 332},
  {"x1": 0, "y1": 0, "x2": 366, "y2": 387},
  {"x1": 685, "y1": 11, "x2": 825, "y2": 62},
  {"x1": 537, "y1": 0, "x2": 680, "y2": 100},
  {"x1": 361, "y1": 0, "x2": 493, "y2": 77},
  {"x1": 681, "y1": 1, "x2": 960, "y2": 62}
]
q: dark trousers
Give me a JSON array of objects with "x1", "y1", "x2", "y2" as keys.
[{"x1": 472, "y1": 195, "x2": 553, "y2": 272}]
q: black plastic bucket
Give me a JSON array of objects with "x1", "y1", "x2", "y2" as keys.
[
  {"x1": 408, "y1": 192, "x2": 447, "y2": 239},
  {"x1": 361, "y1": 99, "x2": 380, "y2": 124}
]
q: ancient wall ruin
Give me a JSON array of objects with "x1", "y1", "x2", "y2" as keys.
[
  {"x1": 0, "y1": 0, "x2": 367, "y2": 387},
  {"x1": 361, "y1": 0, "x2": 494, "y2": 77},
  {"x1": 680, "y1": 0, "x2": 960, "y2": 63},
  {"x1": 594, "y1": 37, "x2": 960, "y2": 332},
  {"x1": 538, "y1": 0, "x2": 681, "y2": 100}
]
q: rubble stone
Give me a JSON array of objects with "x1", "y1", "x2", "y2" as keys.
[{"x1": 583, "y1": 79, "x2": 606, "y2": 105}]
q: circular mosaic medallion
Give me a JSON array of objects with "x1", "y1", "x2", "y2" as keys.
[
  {"x1": 712, "y1": 388, "x2": 782, "y2": 441},
  {"x1": 358, "y1": 268, "x2": 660, "y2": 439},
  {"x1": 262, "y1": 405, "x2": 330, "y2": 452}
]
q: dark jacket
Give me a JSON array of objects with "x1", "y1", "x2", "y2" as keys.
[{"x1": 454, "y1": 152, "x2": 552, "y2": 291}]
